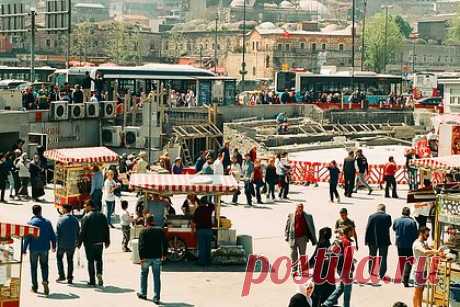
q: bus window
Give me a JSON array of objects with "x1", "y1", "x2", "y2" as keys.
[{"x1": 275, "y1": 72, "x2": 295, "y2": 92}]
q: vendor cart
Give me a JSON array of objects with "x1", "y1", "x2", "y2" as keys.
[
  {"x1": 129, "y1": 173, "x2": 239, "y2": 262},
  {"x1": 44, "y1": 147, "x2": 119, "y2": 212},
  {"x1": 410, "y1": 155, "x2": 460, "y2": 307},
  {"x1": 0, "y1": 222, "x2": 39, "y2": 307}
]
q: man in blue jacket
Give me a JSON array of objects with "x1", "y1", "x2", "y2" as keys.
[
  {"x1": 393, "y1": 207, "x2": 418, "y2": 287},
  {"x1": 56, "y1": 204, "x2": 80, "y2": 284},
  {"x1": 23, "y1": 205, "x2": 56, "y2": 295}
]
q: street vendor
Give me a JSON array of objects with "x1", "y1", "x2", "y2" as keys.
[
  {"x1": 144, "y1": 194, "x2": 169, "y2": 227},
  {"x1": 182, "y1": 193, "x2": 200, "y2": 216},
  {"x1": 193, "y1": 197, "x2": 215, "y2": 266}
]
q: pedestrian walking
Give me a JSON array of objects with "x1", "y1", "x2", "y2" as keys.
[
  {"x1": 0, "y1": 154, "x2": 8, "y2": 202},
  {"x1": 285, "y1": 203, "x2": 317, "y2": 274},
  {"x1": 393, "y1": 207, "x2": 417, "y2": 287},
  {"x1": 219, "y1": 141, "x2": 231, "y2": 174},
  {"x1": 229, "y1": 157, "x2": 242, "y2": 205},
  {"x1": 288, "y1": 280, "x2": 315, "y2": 307},
  {"x1": 322, "y1": 226, "x2": 355, "y2": 307},
  {"x1": 265, "y1": 158, "x2": 278, "y2": 201},
  {"x1": 412, "y1": 227, "x2": 441, "y2": 307},
  {"x1": 193, "y1": 198, "x2": 215, "y2": 266},
  {"x1": 23, "y1": 205, "x2": 56, "y2": 295},
  {"x1": 121, "y1": 200, "x2": 133, "y2": 252},
  {"x1": 90, "y1": 165, "x2": 104, "y2": 211},
  {"x1": 56, "y1": 204, "x2": 80, "y2": 284},
  {"x1": 365, "y1": 203, "x2": 392, "y2": 279},
  {"x1": 78, "y1": 200, "x2": 110, "y2": 287},
  {"x1": 405, "y1": 149, "x2": 418, "y2": 191},
  {"x1": 10, "y1": 151, "x2": 21, "y2": 200},
  {"x1": 15, "y1": 153, "x2": 30, "y2": 198},
  {"x1": 29, "y1": 154, "x2": 45, "y2": 202},
  {"x1": 137, "y1": 215, "x2": 167, "y2": 304},
  {"x1": 277, "y1": 152, "x2": 291, "y2": 199},
  {"x1": 327, "y1": 160, "x2": 340, "y2": 203},
  {"x1": 242, "y1": 153, "x2": 254, "y2": 206},
  {"x1": 354, "y1": 149, "x2": 373, "y2": 195},
  {"x1": 104, "y1": 170, "x2": 119, "y2": 228},
  {"x1": 343, "y1": 151, "x2": 356, "y2": 197},
  {"x1": 384, "y1": 156, "x2": 398, "y2": 198},
  {"x1": 335, "y1": 208, "x2": 359, "y2": 251},
  {"x1": 253, "y1": 160, "x2": 264, "y2": 204}
]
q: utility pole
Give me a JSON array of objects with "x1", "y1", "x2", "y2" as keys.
[
  {"x1": 214, "y1": 14, "x2": 218, "y2": 74},
  {"x1": 411, "y1": 32, "x2": 418, "y2": 75},
  {"x1": 240, "y1": 0, "x2": 247, "y2": 82},
  {"x1": 382, "y1": 5, "x2": 392, "y2": 73},
  {"x1": 361, "y1": 0, "x2": 367, "y2": 71},
  {"x1": 66, "y1": 0, "x2": 71, "y2": 68},
  {"x1": 351, "y1": 0, "x2": 356, "y2": 90},
  {"x1": 30, "y1": 9, "x2": 36, "y2": 82}
]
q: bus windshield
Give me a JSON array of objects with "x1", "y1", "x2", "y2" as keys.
[{"x1": 275, "y1": 72, "x2": 296, "y2": 92}]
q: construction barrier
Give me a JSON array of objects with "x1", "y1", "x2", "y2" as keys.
[{"x1": 290, "y1": 160, "x2": 409, "y2": 185}]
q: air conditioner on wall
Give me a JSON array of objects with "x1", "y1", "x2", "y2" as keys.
[
  {"x1": 101, "y1": 126, "x2": 123, "y2": 147},
  {"x1": 69, "y1": 103, "x2": 85, "y2": 119},
  {"x1": 125, "y1": 126, "x2": 145, "y2": 148},
  {"x1": 50, "y1": 101, "x2": 68, "y2": 121},
  {"x1": 101, "y1": 101, "x2": 116, "y2": 118},
  {"x1": 85, "y1": 101, "x2": 100, "y2": 118}
]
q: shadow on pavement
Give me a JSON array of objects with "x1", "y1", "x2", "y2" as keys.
[
  {"x1": 95, "y1": 285, "x2": 135, "y2": 294},
  {"x1": 158, "y1": 303, "x2": 195, "y2": 307},
  {"x1": 39, "y1": 293, "x2": 80, "y2": 299},
  {"x1": 163, "y1": 262, "x2": 246, "y2": 272}
]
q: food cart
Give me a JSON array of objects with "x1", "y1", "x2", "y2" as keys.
[
  {"x1": 410, "y1": 155, "x2": 460, "y2": 307},
  {"x1": 0, "y1": 222, "x2": 39, "y2": 307},
  {"x1": 129, "y1": 173, "x2": 239, "y2": 262},
  {"x1": 44, "y1": 147, "x2": 119, "y2": 212}
]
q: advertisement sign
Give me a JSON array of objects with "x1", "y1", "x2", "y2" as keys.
[{"x1": 439, "y1": 124, "x2": 460, "y2": 156}]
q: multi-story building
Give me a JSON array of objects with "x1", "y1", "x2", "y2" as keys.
[
  {"x1": 223, "y1": 22, "x2": 355, "y2": 80},
  {"x1": 72, "y1": 2, "x2": 110, "y2": 23}
]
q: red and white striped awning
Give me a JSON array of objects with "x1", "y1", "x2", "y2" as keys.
[
  {"x1": 410, "y1": 155, "x2": 460, "y2": 171},
  {"x1": 130, "y1": 174, "x2": 239, "y2": 194},
  {"x1": 0, "y1": 223, "x2": 40, "y2": 239},
  {"x1": 44, "y1": 147, "x2": 119, "y2": 164}
]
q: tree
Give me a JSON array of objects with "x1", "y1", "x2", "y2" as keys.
[
  {"x1": 71, "y1": 22, "x2": 93, "y2": 62},
  {"x1": 364, "y1": 13, "x2": 403, "y2": 72},
  {"x1": 105, "y1": 22, "x2": 138, "y2": 65},
  {"x1": 167, "y1": 32, "x2": 187, "y2": 60},
  {"x1": 448, "y1": 6, "x2": 460, "y2": 43},
  {"x1": 395, "y1": 15, "x2": 412, "y2": 39}
]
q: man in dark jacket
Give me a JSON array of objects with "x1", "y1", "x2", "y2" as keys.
[
  {"x1": 354, "y1": 149, "x2": 373, "y2": 195},
  {"x1": 72, "y1": 84, "x2": 84, "y2": 104},
  {"x1": 78, "y1": 200, "x2": 110, "y2": 287},
  {"x1": 365, "y1": 203, "x2": 392, "y2": 279},
  {"x1": 193, "y1": 198, "x2": 215, "y2": 265},
  {"x1": 219, "y1": 141, "x2": 231, "y2": 173},
  {"x1": 23, "y1": 205, "x2": 56, "y2": 295},
  {"x1": 56, "y1": 205, "x2": 80, "y2": 284},
  {"x1": 393, "y1": 207, "x2": 417, "y2": 287},
  {"x1": 285, "y1": 203, "x2": 317, "y2": 274},
  {"x1": 343, "y1": 151, "x2": 356, "y2": 197},
  {"x1": 137, "y1": 215, "x2": 167, "y2": 304}
]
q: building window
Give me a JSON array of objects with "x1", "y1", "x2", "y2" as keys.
[
  {"x1": 252, "y1": 41, "x2": 255, "y2": 50},
  {"x1": 256, "y1": 41, "x2": 259, "y2": 50},
  {"x1": 285, "y1": 44, "x2": 290, "y2": 51},
  {"x1": 312, "y1": 43, "x2": 316, "y2": 51},
  {"x1": 46, "y1": 39, "x2": 51, "y2": 47},
  {"x1": 300, "y1": 42, "x2": 305, "y2": 49},
  {"x1": 277, "y1": 44, "x2": 282, "y2": 50},
  {"x1": 265, "y1": 55, "x2": 270, "y2": 68},
  {"x1": 322, "y1": 43, "x2": 326, "y2": 50},
  {"x1": 252, "y1": 66, "x2": 256, "y2": 76},
  {"x1": 339, "y1": 44, "x2": 344, "y2": 51}
]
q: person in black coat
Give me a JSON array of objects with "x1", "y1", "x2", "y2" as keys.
[
  {"x1": 365, "y1": 203, "x2": 392, "y2": 278},
  {"x1": 219, "y1": 141, "x2": 231, "y2": 174},
  {"x1": 289, "y1": 281, "x2": 315, "y2": 307},
  {"x1": 342, "y1": 151, "x2": 356, "y2": 197}
]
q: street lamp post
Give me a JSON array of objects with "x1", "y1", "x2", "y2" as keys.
[
  {"x1": 351, "y1": 0, "x2": 356, "y2": 91},
  {"x1": 214, "y1": 14, "x2": 218, "y2": 74},
  {"x1": 381, "y1": 5, "x2": 392, "y2": 73},
  {"x1": 410, "y1": 32, "x2": 418, "y2": 75},
  {"x1": 240, "y1": 0, "x2": 247, "y2": 82},
  {"x1": 30, "y1": 9, "x2": 36, "y2": 82},
  {"x1": 361, "y1": 0, "x2": 367, "y2": 71}
]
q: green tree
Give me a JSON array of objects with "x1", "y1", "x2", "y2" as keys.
[
  {"x1": 71, "y1": 22, "x2": 93, "y2": 62},
  {"x1": 105, "y1": 22, "x2": 138, "y2": 65},
  {"x1": 395, "y1": 15, "x2": 412, "y2": 38},
  {"x1": 364, "y1": 13, "x2": 403, "y2": 72},
  {"x1": 448, "y1": 6, "x2": 460, "y2": 43}
]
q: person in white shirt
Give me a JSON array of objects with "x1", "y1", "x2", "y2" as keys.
[
  {"x1": 15, "y1": 153, "x2": 30, "y2": 199},
  {"x1": 120, "y1": 200, "x2": 133, "y2": 252},
  {"x1": 229, "y1": 157, "x2": 242, "y2": 204},
  {"x1": 213, "y1": 152, "x2": 224, "y2": 175},
  {"x1": 104, "y1": 170, "x2": 119, "y2": 228}
]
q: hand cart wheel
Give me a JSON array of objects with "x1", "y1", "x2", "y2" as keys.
[{"x1": 167, "y1": 236, "x2": 187, "y2": 262}]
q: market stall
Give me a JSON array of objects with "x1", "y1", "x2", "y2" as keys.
[
  {"x1": 44, "y1": 147, "x2": 119, "y2": 212},
  {"x1": 409, "y1": 155, "x2": 460, "y2": 306},
  {"x1": 0, "y1": 222, "x2": 39, "y2": 307},
  {"x1": 129, "y1": 173, "x2": 242, "y2": 262}
]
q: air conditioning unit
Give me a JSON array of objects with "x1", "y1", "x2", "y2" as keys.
[
  {"x1": 101, "y1": 126, "x2": 123, "y2": 147},
  {"x1": 69, "y1": 103, "x2": 85, "y2": 119},
  {"x1": 125, "y1": 126, "x2": 145, "y2": 148},
  {"x1": 50, "y1": 101, "x2": 68, "y2": 121},
  {"x1": 27, "y1": 133, "x2": 48, "y2": 150},
  {"x1": 85, "y1": 101, "x2": 100, "y2": 118},
  {"x1": 101, "y1": 101, "x2": 115, "y2": 118}
]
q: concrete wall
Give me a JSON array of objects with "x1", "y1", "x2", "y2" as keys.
[
  {"x1": 326, "y1": 110, "x2": 415, "y2": 125},
  {"x1": 218, "y1": 104, "x2": 319, "y2": 122}
]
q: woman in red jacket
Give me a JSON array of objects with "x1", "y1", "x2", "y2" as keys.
[{"x1": 384, "y1": 156, "x2": 398, "y2": 198}]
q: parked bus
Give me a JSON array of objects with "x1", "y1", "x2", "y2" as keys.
[
  {"x1": 90, "y1": 64, "x2": 237, "y2": 105},
  {"x1": 0, "y1": 66, "x2": 56, "y2": 82},
  {"x1": 413, "y1": 72, "x2": 460, "y2": 99},
  {"x1": 275, "y1": 70, "x2": 403, "y2": 104}
]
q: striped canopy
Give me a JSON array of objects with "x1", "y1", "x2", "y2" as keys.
[
  {"x1": 130, "y1": 174, "x2": 239, "y2": 194},
  {"x1": 0, "y1": 223, "x2": 40, "y2": 239},
  {"x1": 410, "y1": 155, "x2": 460, "y2": 171},
  {"x1": 44, "y1": 146, "x2": 118, "y2": 164}
]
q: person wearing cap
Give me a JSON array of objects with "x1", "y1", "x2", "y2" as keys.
[
  {"x1": 171, "y1": 157, "x2": 183, "y2": 174},
  {"x1": 335, "y1": 208, "x2": 358, "y2": 250}
]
